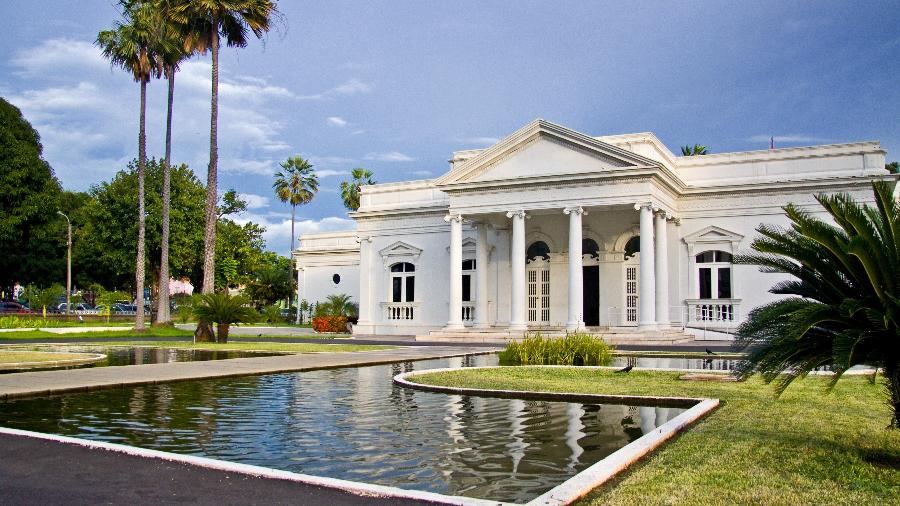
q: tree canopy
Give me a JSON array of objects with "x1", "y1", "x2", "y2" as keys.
[{"x1": 0, "y1": 97, "x2": 64, "y2": 290}]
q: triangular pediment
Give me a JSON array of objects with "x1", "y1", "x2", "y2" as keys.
[
  {"x1": 379, "y1": 241, "x2": 422, "y2": 258},
  {"x1": 435, "y1": 119, "x2": 663, "y2": 187},
  {"x1": 683, "y1": 226, "x2": 744, "y2": 244}
]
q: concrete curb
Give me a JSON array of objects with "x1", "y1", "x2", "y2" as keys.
[
  {"x1": 394, "y1": 366, "x2": 720, "y2": 505},
  {"x1": 0, "y1": 427, "x2": 506, "y2": 506}
]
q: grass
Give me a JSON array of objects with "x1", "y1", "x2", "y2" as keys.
[
  {"x1": 0, "y1": 327, "x2": 350, "y2": 340},
  {"x1": 412, "y1": 367, "x2": 900, "y2": 505},
  {"x1": 0, "y1": 351, "x2": 95, "y2": 363},
  {"x1": 23, "y1": 341, "x2": 394, "y2": 353}
]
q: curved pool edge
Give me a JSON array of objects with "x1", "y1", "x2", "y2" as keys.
[
  {"x1": 0, "y1": 352, "x2": 106, "y2": 371},
  {"x1": 394, "y1": 366, "x2": 704, "y2": 408},
  {"x1": 394, "y1": 366, "x2": 720, "y2": 506},
  {"x1": 0, "y1": 426, "x2": 508, "y2": 506}
]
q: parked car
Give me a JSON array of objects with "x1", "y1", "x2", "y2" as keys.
[
  {"x1": 0, "y1": 301, "x2": 35, "y2": 314},
  {"x1": 57, "y1": 303, "x2": 96, "y2": 314}
]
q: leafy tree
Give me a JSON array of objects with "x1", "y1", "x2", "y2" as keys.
[
  {"x1": 680, "y1": 144, "x2": 708, "y2": 156},
  {"x1": 0, "y1": 97, "x2": 64, "y2": 292},
  {"x1": 165, "y1": 0, "x2": 279, "y2": 300},
  {"x1": 735, "y1": 181, "x2": 900, "y2": 428},
  {"x1": 214, "y1": 190, "x2": 267, "y2": 290},
  {"x1": 887, "y1": 161, "x2": 899, "y2": 175},
  {"x1": 97, "y1": 2, "x2": 163, "y2": 330},
  {"x1": 191, "y1": 292, "x2": 257, "y2": 343},
  {"x1": 262, "y1": 304, "x2": 282, "y2": 325},
  {"x1": 273, "y1": 155, "x2": 318, "y2": 253},
  {"x1": 243, "y1": 253, "x2": 294, "y2": 307},
  {"x1": 23, "y1": 284, "x2": 64, "y2": 318},
  {"x1": 340, "y1": 168, "x2": 375, "y2": 212},
  {"x1": 74, "y1": 159, "x2": 206, "y2": 293}
]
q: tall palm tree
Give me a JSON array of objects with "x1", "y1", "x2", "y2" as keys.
[
  {"x1": 340, "y1": 168, "x2": 375, "y2": 211},
  {"x1": 273, "y1": 156, "x2": 319, "y2": 254},
  {"x1": 97, "y1": 2, "x2": 160, "y2": 331},
  {"x1": 166, "y1": 0, "x2": 278, "y2": 302},
  {"x1": 735, "y1": 181, "x2": 900, "y2": 428},
  {"x1": 148, "y1": 0, "x2": 193, "y2": 325},
  {"x1": 681, "y1": 144, "x2": 708, "y2": 156}
]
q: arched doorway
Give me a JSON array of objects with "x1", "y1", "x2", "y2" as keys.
[
  {"x1": 622, "y1": 236, "x2": 640, "y2": 326},
  {"x1": 526, "y1": 241, "x2": 550, "y2": 324},
  {"x1": 582, "y1": 238, "x2": 600, "y2": 326}
]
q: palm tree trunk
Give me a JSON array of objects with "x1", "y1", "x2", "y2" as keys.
[
  {"x1": 217, "y1": 323, "x2": 229, "y2": 343},
  {"x1": 135, "y1": 78, "x2": 147, "y2": 331},
  {"x1": 196, "y1": 18, "x2": 220, "y2": 342},
  {"x1": 291, "y1": 204, "x2": 295, "y2": 256},
  {"x1": 157, "y1": 66, "x2": 175, "y2": 325},
  {"x1": 886, "y1": 357, "x2": 900, "y2": 429}
]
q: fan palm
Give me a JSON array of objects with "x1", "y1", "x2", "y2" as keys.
[
  {"x1": 680, "y1": 144, "x2": 708, "y2": 156},
  {"x1": 165, "y1": 0, "x2": 278, "y2": 297},
  {"x1": 735, "y1": 181, "x2": 900, "y2": 428},
  {"x1": 191, "y1": 292, "x2": 257, "y2": 343},
  {"x1": 315, "y1": 294, "x2": 358, "y2": 318},
  {"x1": 339, "y1": 168, "x2": 375, "y2": 211},
  {"x1": 96, "y1": 2, "x2": 161, "y2": 331},
  {"x1": 273, "y1": 156, "x2": 319, "y2": 254}
]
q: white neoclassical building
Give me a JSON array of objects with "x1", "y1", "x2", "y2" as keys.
[{"x1": 295, "y1": 119, "x2": 892, "y2": 342}]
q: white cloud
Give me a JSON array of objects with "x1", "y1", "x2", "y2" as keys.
[
  {"x1": 326, "y1": 116, "x2": 348, "y2": 127},
  {"x1": 364, "y1": 151, "x2": 415, "y2": 162},
  {"x1": 238, "y1": 193, "x2": 270, "y2": 209},
  {"x1": 411, "y1": 170, "x2": 433, "y2": 177},
  {"x1": 350, "y1": 129, "x2": 366, "y2": 136},
  {"x1": 746, "y1": 134, "x2": 831, "y2": 145},
  {"x1": 297, "y1": 78, "x2": 375, "y2": 100},
  {"x1": 315, "y1": 169, "x2": 348, "y2": 178},
  {"x1": 11, "y1": 39, "x2": 108, "y2": 77},
  {"x1": 234, "y1": 213, "x2": 355, "y2": 254}
]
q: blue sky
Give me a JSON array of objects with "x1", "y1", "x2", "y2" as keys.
[{"x1": 1, "y1": 0, "x2": 898, "y2": 255}]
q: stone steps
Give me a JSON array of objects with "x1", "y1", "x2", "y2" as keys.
[{"x1": 420, "y1": 327, "x2": 695, "y2": 344}]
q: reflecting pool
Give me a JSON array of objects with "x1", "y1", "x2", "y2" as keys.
[
  {"x1": 0, "y1": 355, "x2": 687, "y2": 503},
  {"x1": 8, "y1": 346, "x2": 284, "y2": 370}
]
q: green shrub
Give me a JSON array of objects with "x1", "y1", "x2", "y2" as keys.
[
  {"x1": 262, "y1": 305, "x2": 283, "y2": 326},
  {"x1": 498, "y1": 333, "x2": 613, "y2": 366},
  {"x1": 192, "y1": 292, "x2": 257, "y2": 343}
]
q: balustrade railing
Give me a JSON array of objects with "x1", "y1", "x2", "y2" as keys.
[
  {"x1": 685, "y1": 299, "x2": 740, "y2": 325},
  {"x1": 461, "y1": 303, "x2": 475, "y2": 323},
  {"x1": 383, "y1": 302, "x2": 417, "y2": 321}
]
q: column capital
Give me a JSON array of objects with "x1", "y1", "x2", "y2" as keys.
[
  {"x1": 654, "y1": 209, "x2": 669, "y2": 219},
  {"x1": 633, "y1": 202, "x2": 654, "y2": 211},
  {"x1": 506, "y1": 210, "x2": 527, "y2": 219},
  {"x1": 443, "y1": 214, "x2": 464, "y2": 223},
  {"x1": 355, "y1": 235, "x2": 372, "y2": 244},
  {"x1": 563, "y1": 206, "x2": 586, "y2": 216}
]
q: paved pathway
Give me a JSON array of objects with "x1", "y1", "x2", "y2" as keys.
[{"x1": 0, "y1": 345, "x2": 498, "y2": 400}]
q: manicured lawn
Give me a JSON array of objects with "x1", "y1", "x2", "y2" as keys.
[
  {"x1": 412, "y1": 367, "x2": 900, "y2": 505},
  {"x1": 27, "y1": 341, "x2": 394, "y2": 353},
  {"x1": 0, "y1": 327, "x2": 193, "y2": 339}
]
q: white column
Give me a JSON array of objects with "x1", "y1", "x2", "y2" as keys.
[
  {"x1": 635, "y1": 203, "x2": 656, "y2": 329},
  {"x1": 564, "y1": 206, "x2": 585, "y2": 332},
  {"x1": 445, "y1": 214, "x2": 464, "y2": 330},
  {"x1": 356, "y1": 236, "x2": 373, "y2": 325},
  {"x1": 474, "y1": 222, "x2": 490, "y2": 328},
  {"x1": 507, "y1": 210, "x2": 527, "y2": 331},
  {"x1": 654, "y1": 211, "x2": 670, "y2": 327}
]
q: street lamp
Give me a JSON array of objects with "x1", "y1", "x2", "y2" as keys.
[{"x1": 57, "y1": 211, "x2": 71, "y2": 316}]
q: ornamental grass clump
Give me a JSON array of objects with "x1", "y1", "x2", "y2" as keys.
[{"x1": 499, "y1": 333, "x2": 613, "y2": 366}]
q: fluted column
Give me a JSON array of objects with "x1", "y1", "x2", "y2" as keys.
[
  {"x1": 635, "y1": 203, "x2": 656, "y2": 329},
  {"x1": 445, "y1": 214, "x2": 464, "y2": 330},
  {"x1": 654, "y1": 210, "x2": 669, "y2": 327},
  {"x1": 507, "y1": 210, "x2": 527, "y2": 331},
  {"x1": 564, "y1": 206, "x2": 585, "y2": 332},
  {"x1": 357, "y1": 236, "x2": 373, "y2": 325},
  {"x1": 474, "y1": 222, "x2": 490, "y2": 328}
]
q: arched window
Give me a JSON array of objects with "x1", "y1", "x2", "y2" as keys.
[
  {"x1": 696, "y1": 251, "x2": 732, "y2": 299},
  {"x1": 582, "y1": 238, "x2": 600, "y2": 259},
  {"x1": 624, "y1": 236, "x2": 640, "y2": 260},
  {"x1": 390, "y1": 262, "x2": 415, "y2": 302},
  {"x1": 526, "y1": 241, "x2": 550, "y2": 263}
]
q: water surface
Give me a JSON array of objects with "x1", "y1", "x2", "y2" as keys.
[{"x1": 0, "y1": 355, "x2": 686, "y2": 503}]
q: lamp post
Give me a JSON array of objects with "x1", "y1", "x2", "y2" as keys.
[{"x1": 57, "y1": 211, "x2": 71, "y2": 316}]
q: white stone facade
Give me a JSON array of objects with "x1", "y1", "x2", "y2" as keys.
[{"x1": 294, "y1": 119, "x2": 892, "y2": 338}]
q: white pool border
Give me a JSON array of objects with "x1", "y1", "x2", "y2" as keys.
[{"x1": 394, "y1": 366, "x2": 720, "y2": 505}]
